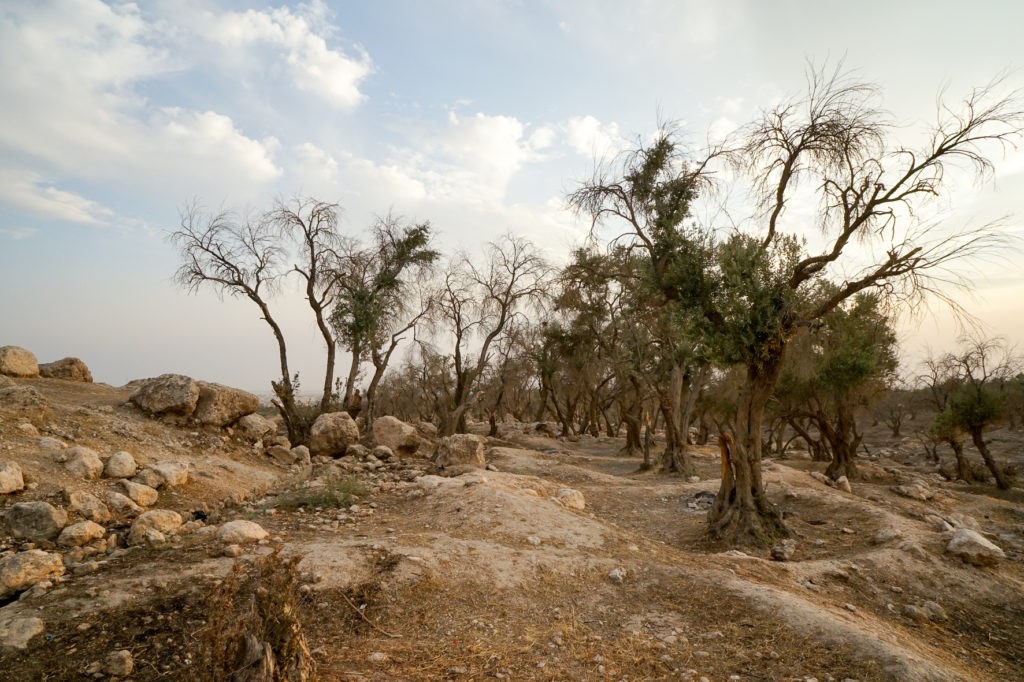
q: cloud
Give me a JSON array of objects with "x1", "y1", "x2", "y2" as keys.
[
  {"x1": 0, "y1": 227, "x2": 38, "y2": 240},
  {"x1": 0, "y1": 170, "x2": 112, "y2": 224},
  {"x1": 208, "y1": 4, "x2": 372, "y2": 109},
  {"x1": 565, "y1": 115, "x2": 627, "y2": 160}
]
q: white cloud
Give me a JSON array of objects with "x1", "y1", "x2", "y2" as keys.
[
  {"x1": 0, "y1": 227, "x2": 38, "y2": 240},
  {"x1": 565, "y1": 115, "x2": 627, "y2": 160},
  {"x1": 0, "y1": 170, "x2": 112, "y2": 224}
]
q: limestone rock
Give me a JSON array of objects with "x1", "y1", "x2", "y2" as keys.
[
  {"x1": 310, "y1": 412, "x2": 360, "y2": 457},
  {"x1": 38, "y1": 357, "x2": 92, "y2": 382},
  {"x1": 0, "y1": 617, "x2": 45, "y2": 650},
  {"x1": 554, "y1": 488, "x2": 586, "y2": 510},
  {"x1": 291, "y1": 445, "x2": 311, "y2": 465},
  {"x1": 104, "y1": 650, "x2": 134, "y2": 677},
  {"x1": 0, "y1": 383, "x2": 48, "y2": 412},
  {"x1": 150, "y1": 461, "x2": 189, "y2": 488},
  {"x1": 0, "y1": 346, "x2": 38, "y2": 378},
  {"x1": 372, "y1": 416, "x2": 420, "y2": 456},
  {"x1": 771, "y1": 539, "x2": 798, "y2": 562},
  {"x1": 67, "y1": 491, "x2": 111, "y2": 523},
  {"x1": 216, "y1": 520, "x2": 269, "y2": 545},
  {"x1": 122, "y1": 480, "x2": 158, "y2": 507},
  {"x1": 57, "y1": 521, "x2": 106, "y2": 547},
  {"x1": 872, "y1": 527, "x2": 903, "y2": 545},
  {"x1": 371, "y1": 445, "x2": 394, "y2": 461},
  {"x1": 0, "y1": 550, "x2": 64, "y2": 598},
  {"x1": 267, "y1": 445, "x2": 296, "y2": 465},
  {"x1": 0, "y1": 462, "x2": 25, "y2": 494},
  {"x1": 105, "y1": 492, "x2": 143, "y2": 515},
  {"x1": 37, "y1": 437, "x2": 65, "y2": 451},
  {"x1": 132, "y1": 468, "x2": 163, "y2": 488},
  {"x1": 64, "y1": 446, "x2": 104, "y2": 480},
  {"x1": 128, "y1": 510, "x2": 182, "y2": 546},
  {"x1": 834, "y1": 475, "x2": 852, "y2": 493},
  {"x1": 104, "y1": 451, "x2": 137, "y2": 479},
  {"x1": 193, "y1": 381, "x2": 259, "y2": 427},
  {"x1": 129, "y1": 374, "x2": 199, "y2": 416},
  {"x1": 236, "y1": 413, "x2": 277, "y2": 440},
  {"x1": 6, "y1": 501, "x2": 67, "y2": 541},
  {"x1": 893, "y1": 481, "x2": 934, "y2": 501},
  {"x1": 946, "y1": 528, "x2": 1005, "y2": 567},
  {"x1": 416, "y1": 421, "x2": 439, "y2": 438},
  {"x1": 433, "y1": 434, "x2": 486, "y2": 469}
]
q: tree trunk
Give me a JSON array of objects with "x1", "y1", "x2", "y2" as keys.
[
  {"x1": 343, "y1": 340, "x2": 362, "y2": 408},
  {"x1": 948, "y1": 439, "x2": 972, "y2": 481},
  {"x1": 970, "y1": 427, "x2": 1010, "y2": 489},
  {"x1": 708, "y1": 352, "x2": 788, "y2": 545},
  {"x1": 621, "y1": 411, "x2": 642, "y2": 457},
  {"x1": 641, "y1": 419, "x2": 654, "y2": 471},
  {"x1": 658, "y1": 365, "x2": 694, "y2": 475},
  {"x1": 824, "y1": 405, "x2": 859, "y2": 480}
]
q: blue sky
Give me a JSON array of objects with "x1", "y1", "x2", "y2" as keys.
[{"x1": 2, "y1": 0, "x2": 1023, "y2": 392}]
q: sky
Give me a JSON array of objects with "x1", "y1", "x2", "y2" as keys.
[{"x1": 1, "y1": 0, "x2": 1023, "y2": 393}]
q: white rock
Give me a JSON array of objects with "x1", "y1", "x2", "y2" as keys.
[
  {"x1": 104, "y1": 451, "x2": 138, "y2": 479},
  {"x1": 67, "y1": 491, "x2": 111, "y2": 523},
  {"x1": 0, "y1": 617, "x2": 45, "y2": 650},
  {"x1": 105, "y1": 492, "x2": 143, "y2": 515},
  {"x1": 104, "y1": 649, "x2": 134, "y2": 676},
  {"x1": 64, "y1": 446, "x2": 104, "y2": 480},
  {"x1": 372, "y1": 416, "x2": 420, "y2": 456},
  {"x1": 129, "y1": 374, "x2": 199, "y2": 416},
  {"x1": 128, "y1": 510, "x2": 182, "y2": 546},
  {"x1": 57, "y1": 521, "x2": 106, "y2": 547},
  {"x1": 5, "y1": 501, "x2": 67, "y2": 541},
  {"x1": 236, "y1": 413, "x2": 277, "y2": 440},
  {"x1": 309, "y1": 412, "x2": 360, "y2": 457},
  {"x1": 554, "y1": 488, "x2": 586, "y2": 510},
  {"x1": 38, "y1": 357, "x2": 92, "y2": 382},
  {"x1": 121, "y1": 480, "x2": 159, "y2": 507},
  {"x1": 608, "y1": 567, "x2": 627, "y2": 583},
  {"x1": 150, "y1": 461, "x2": 189, "y2": 488},
  {"x1": 0, "y1": 462, "x2": 25, "y2": 494},
  {"x1": 433, "y1": 434, "x2": 486, "y2": 469},
  {"x1": 193, "y1": 381, "x2": 259, "y2": 427},
  {"x1": 0, "y1": 346, "x2": 39, "y2": 378},
  {"x1": 215, "y1": 520, "x2": 269, "y2": 545},
  {"x1": 946, "y1": 528, "x2": 1005, "y2": 567},
  {"x1": 0, "y1": 550, "x2": 65, "y2": 598},
  {"x1": 834, "y1": 475, "x2": 852, "y2": 493}
]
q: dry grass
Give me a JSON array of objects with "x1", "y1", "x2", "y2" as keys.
[{"x1": 273, "y1": 476, "x2": 367, "y2": 510}]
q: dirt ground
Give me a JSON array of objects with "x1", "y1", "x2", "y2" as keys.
[{"x1": 0, "y1": 378, "x2": 1022, "y2": 681}]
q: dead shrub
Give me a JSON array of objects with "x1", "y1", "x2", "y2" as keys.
[{"x1": 192, "y1": 549, "x2": 315, "y2": 681}]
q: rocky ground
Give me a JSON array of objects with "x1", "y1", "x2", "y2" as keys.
[{"x1": 0, "y1": 373, "x2": 1021, "y2": 681}]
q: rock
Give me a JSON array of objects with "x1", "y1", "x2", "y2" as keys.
[
  {"x1": 128, "y1": 510, "x2": 183, "y2": 546},
  {"x1": 193, "y1": 381, "x2": 259, "y2": 426},
  {"x1": 267, "y1": 445, "x2": 297, "y2": 465},
  {"x1": 38, "y1": 357, "x2": 92, "y2": 382},
  {"x1": 372, "y1": 445, "x2": 394, "y2": 461},
  {"x1": 834, "y1": 475, "x2": 852, "y2": 493},
  {"x1": 236, "y1": 413, "x2": 277, "y2": 440},
  {"x1": 902, "y1": 604, "x2": 929, "y2": 622},
  {"x1": 922, "y1": 600, "x2": 948, "y2": 621},
  {"x1": 415, "y1": 421, "x2": 439, "y2": 438},
  {"x1": 16, "y1": 422, "x2": 38, "y2": 436},
  {"x1": 5, "y1": 501, "x2": 67, "y2": 541},
  {"x1": 0, "y1": 346, "x2": 39, "y2": 378},
  {"x1": 129, "y1": 374, "x2": 200, "y2": 416},
  {"x1": 0, "y1": 550, "x2": 64, "y2": 598},
  {"x1": 122, "y1": 480, "x2": 158, "y2": 507},
  {"x1": 37, "y1": 437, "x2": 65, "y2": 451},
  {"x1": 893, "y1": 481, "x2": 934, "y2": 501},
  {"x1": 0, "y1": 383, "x2": 48, "y2": 412},
  {"x1": 554, "y1": 488, "x2": 586, "y2": 510},
  {"x1": 872, "y1": 527, "x2": 903, "y2": 545},
  {"x1": 150, "y1": 461, "x2": 189, "y2": 488},
  {"x1": 104, "y1": 649, "x2": 134, "y2": 676},
  {"x1": 67, "y1": 491, "x2": 111, "y2": 523},
  {"x1": 433, "y1": 434, "x2": 486, "y2": 469},
  {"x1": 0, "y1": 462, "x2": 25, "y2": 494},
  {"x1": 608, "y1": 567, "x2": 627, "y2": 583},
  {"x1": 216, "y1": 520, "x2": 269, "y2": 544},
  {"x1": 945, "y1": 528, "x2": 1005, "y2": 566},
  {"x1": 132, "y1": 468, "x2": 163, "y2": 488},
  {"x1": 291, "y1": 445, "x2": 311, "y2": 465},
  {"x1": 809, "y1": 471, "x2": 833, "y2": 486},
  {"x1": 64, "y1": 446, "x2": 104, "y2": 480},
  {"x1": 346, "y1": 444, "x2": 370, "y2": 459},
  {"x1": 105, "y1": 492, "x2": 143, "y2": 515},
  {"x1": 104, "y1": 451, "x2": 138, "y2": 479},
  {"x1": 0, "y1": 617, "x2": 45, "y2": 650},
  {"x1": 57, "y1": 521, "x2": 106, "y2": 547},
  {"x1": 771, "y1": 539, "x2": 798, "y2": 562},
  {"x1": 372, "y1": 416, "x2": 420, "y2": 456},
  {"x1": 310, "y1": 412, "x2": 360, "y2": 457}
]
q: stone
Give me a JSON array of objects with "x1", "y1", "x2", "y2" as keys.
[
  {"x1": 0, "y1": 346, "x2": 38, "y2": 378},
  {"x1": 0, "y1": 550, "x2": 65, "y2": 598},
  {"x1": 608, "y1": 567, "x2": 627, "y2": 583},
  {"x1": 104, "y1": 451, "x2": 137, "y2": 479},
  {"x1": 38, "y1": 357, "x2": 92, "y2": 382},
  {"x1": 104, "y1": 649, "x2": 134, "y2": 677},
  {"x1": 433, "y1": 434, "x2": 486, "y2": 469},
  {"x1": 121, "y1": 480, "x2": 158, "y2": 507},
  {"x1": 834, "y1": 475, "x2": 852, "y2": 493},
  {"x1": 372, "y1": 445, "x2": 394, "y2": 461},
  {"x1": 893, "y1": 481, "x2": 934, "y2": 501},
  {"x1": 223, "y1": 544, "x2": 243, "y2": 558},
  {"x1": 216, "y1": 520, "x2": 269, "y2": 545},
  {"x1": 64, "y1": 446, "x2": 104, "y2": 480},
  {"x1": 902, "y1": 604, "x2": 929, "y2": 622},
  {"x1": 372, "y1": 416, "x2": 421, "y2": 456},
  {"x1": 193, "y1": 381, "x2": 259, "y2": 427},
  {"x1": 0, "y1": 462, "x2": 25, "y2": 494},
  {"x1": 922, "y1": 600, "x2": 948, "y2": 621},
  {"x1": 128, "y1": 374, "x2": 200, "y2": 416},
  {"x1": 310, "y1": 412, "x2": 360, "y2": 457},
  {"x1": 554, "y1": 488, "x2": 586, "y2": 510},
  {"x1": 37, "y1": 437, "x2": 65, "y2": 451},
  {"x1": 872, "y1": 527, "x2": 903, "y2": 545},
  {"x1": 291, "y1": 445, "x2": 311, "y2": 465},
  {"x1": 5, "y1": 501, "x2": 67, "y2": 541},
  {"x1": 346, "y1": 443, "x2": 370, "y2": 459},
  {"x1": 416, "y1": 421, "x2": 439, "y2": 438},
  {"x1": 236, "y1": 413, "x2": 277, "y2": 440},
  {"x1": 267, "y1": 445, "x2": 297, "y2": 465},
  {"x1": 57, "y1": 521, "x2": 106, "y2": 547},
  {"x1": 132, "y1": 468, "x2": 163, "y2": 488},
  {"x1": 945, "y1": 528, "x2": 1005, "y2": 567},
  {"x1": 150, "y1": 461, "x2": 189, "y2": 487},
  {"x1": 128, "y1": 510, "x2": 182, "y2": 546},
  {"x1": 67, "y1": 491, "x2": 111, "y2": 523},
  {"x1": 105, "y1": 492, "x2": 143, "y2": 515},
  {"x1": 771, "y1": 539, "x2": 798, "y2": 562},
  {"x1": 0, "y1": 617, "x2": 45, "y2": 650}
]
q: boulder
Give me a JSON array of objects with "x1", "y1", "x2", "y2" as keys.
[
  {"x1": 554, "y1": 488, "x2": 586, "y2": 510},
  {"x1": 0, "y1": 383, "x2": 48, "y2": 412},
  {"x1": 771, "y1": 539, "x2": 798, "y2": 562},
  {"x1": 105, "y1": 650, "x2": 134, "y2": 677},
  {"x1": 0, "y1": 617, "x2": 46, "y2": 650},
  {"x1": 150, "y1": 461, "x2": 189, "y2": 488},
  {"x1": 433, "y1": 434, "x2": 486, "y2": 469},
  {"x1": 132, "y1": 469, "x2": 163, "y2": 489},
  {"x1": 128, "y1": 510, "x2": 182, "y2": 546},
  {"x1": 67, "y1": 491, "x2": 111, "y2": 523},
  {"x1": 893, "y1": 481, "x2": 934, "y2": 501},
  {"x1": 371, "y1": 445, "x2": 394, "y2": 461},
  {"x1": 105, "y1": 492, "x2": 143, "y2": 515},
  {"x1": 103, "y1": 451, "x2": 138, "y2": 479},
  {"x1": 236, "y1": 413, "x2": 277, "y2": 440},
  {"x1": 415, "y1": 421, "x2": 439, "y2": 438},
  {"x1": 0, "y1": 346, "x2": 38, "y2": 378},
  {"x1": 57, "y1": 521, "x2": 106, "y2": 547},
  {"x1": 372, "y1": 416, "x2": 420, "y2": 456},
  {"x1": 0, "y1": 462, "x2": 25, "y2": 494},
  {"x1": 834, "y1": 475, "x2": 852, "y2": 493},
  {"x1": 309, "y1": 412, "x2": 360, "y2": 457},
  {"x1": 0, "y1": 550, "x2": 64, "y2": 598},
  {"x1": 128, "y1": 374, "x2": 199, "y2": 416},
  {"x1": 215, "y1": 520, "x2": 269, "y2": 545},
  {"x1": 291, "y1": 445, "x2": 311, "y2": 465},
  {"x1": 64, "y1": 446, "x2": 104, "y2": 480},
  {"x1": 193, "y1": 381, "x2": 259, "y2": 427},
  {"x1": 37, "y1": 437, "x2": 65, "y2": 451},
  {"x1": 5, "y1": 501, "x2": 67, "y2": 541},
  {"x1": 121, "y1": 480, "x2": 158, "y2": 507},
  {"x1": 38, "y1": 357, "x2": 92, "y2": 382},
  {"x1": 267, "y1": 445, "x2": 297, "y2": 465},
  {"x1": 946, "y1": 528, "x2": 1005, "y2": 567}
]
